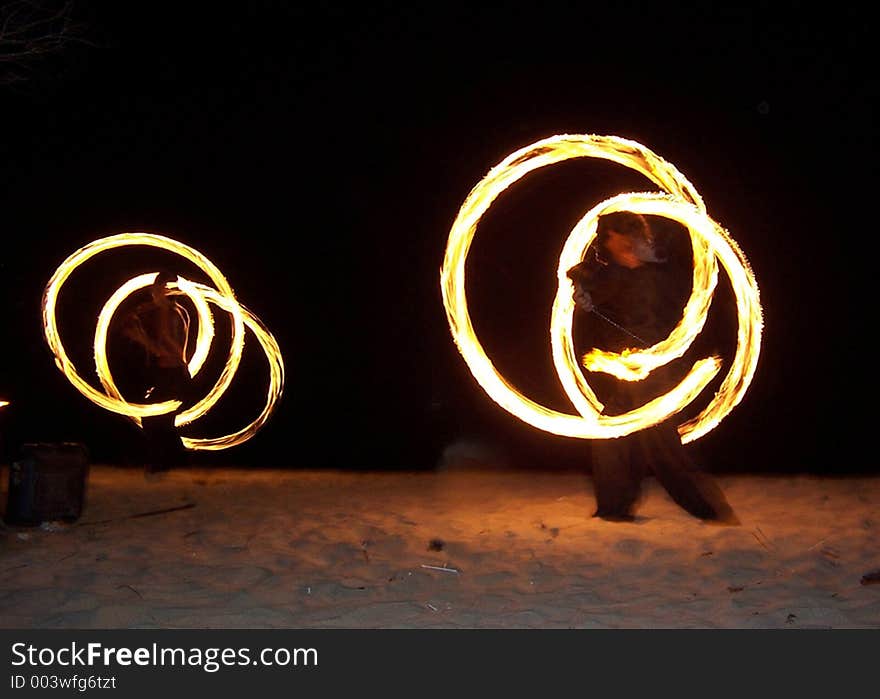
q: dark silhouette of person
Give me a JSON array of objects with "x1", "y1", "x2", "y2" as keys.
[
  {"x1": 567, "y1": 211, "x2": 738, "y2": 524},
  {"x1": 120, "y1": 271, "x2": 193, "y2": 472}
]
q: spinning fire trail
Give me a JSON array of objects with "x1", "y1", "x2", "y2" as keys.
[
  {"x1": 440, "y1": 134, "x2": 763, "y2": 443},
  {"x1": 42, "y1": 232, "x2": 285, "y2": 451}
]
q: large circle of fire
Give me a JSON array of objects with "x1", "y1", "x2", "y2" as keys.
[
  {"x1": 42, "y1": 232, "x2": 285, "y2": 451},
  {"x1": 440, "y1": 134, "x2": 762, "y2": 442}
]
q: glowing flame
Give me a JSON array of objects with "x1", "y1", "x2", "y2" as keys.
[
  {"x1": 440, "y1": 134, "x2": 762, "y2": 443},
  {"x1": 42, "y1": 232, "x2": 285, "y2": 451}
]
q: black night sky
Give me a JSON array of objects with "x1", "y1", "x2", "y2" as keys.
[{"x1": 0, "y1": 2, "x2": 870, "y2": 474}]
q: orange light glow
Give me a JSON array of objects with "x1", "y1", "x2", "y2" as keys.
[
  {"x1": 42, "y1": 232, "x2": 285, "y2": 451},
  {"x1": 440, "y1": 134, "x2": 762, "y2": 443}
]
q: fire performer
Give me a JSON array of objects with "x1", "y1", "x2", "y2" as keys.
[
  {"x1": 567, "y1": 211, "x2": 738, "y2": 523},
  {"x1": 120, "y1": 271, "x2": 193, "y2": 473}
]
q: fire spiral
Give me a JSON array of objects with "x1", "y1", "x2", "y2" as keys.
[
  {"x1": 42, "y1": 232, "x2": 285, "y2": 451},
  {"x1": 440, "y1": 134, "x2": 762, "y2": 443}
]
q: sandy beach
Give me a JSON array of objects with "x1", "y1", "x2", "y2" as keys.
[{"x1": 1, "y1": 463, "x2": 878, "y2": 629}]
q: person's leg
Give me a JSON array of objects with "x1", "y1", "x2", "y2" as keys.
[
  {"x1": 141, "y1": 414, "x2": 178, "y2": 472},
  {"x1": 638, "y1": 421, "x2": 738, "y2": 522},
  {"x1": 167, "y1": 363, "x2": 193, "y2": 468},
  {"x1": 142, "y1": 365, "x2": 188, "y2": 472},
  {"x1": 589, "y1": 435, "x2": 643, "y2": 520}
]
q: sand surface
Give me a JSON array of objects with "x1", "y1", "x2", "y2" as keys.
[{"x1": 1, "y1": 464, "x2": 879, "y2": 629}]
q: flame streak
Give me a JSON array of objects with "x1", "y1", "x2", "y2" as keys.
[
  {"x1": 42, "y1": 232, "x2": 285, "y2": 450},
  {"x1": 440, "y1": 134, "x2": 762, "y2": 442}
]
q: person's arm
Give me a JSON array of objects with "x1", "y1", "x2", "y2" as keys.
[
  {"x1": 566, "y1": 258, "x2": 614, "y2": 312},
  {"x1": 120, "y1": 305, "x2": 176, "y2": 360},
  {"x1": 120, "y1": 312, "x2": 147, "y2": 346},
  {"x1": 146, "y1": 303, "x2": 188, "y2": 365}
]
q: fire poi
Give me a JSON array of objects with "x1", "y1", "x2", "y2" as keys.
[
  {"x1": 440, "y1": 134, "x2": 762, "y2": 443},
  {"x1": 42, "y1": 232, "x2": 285, "y2": 451}
]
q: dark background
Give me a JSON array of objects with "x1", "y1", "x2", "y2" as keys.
[{"x1": 0, "y1": 1, "x2": 869, "y2": 473}]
